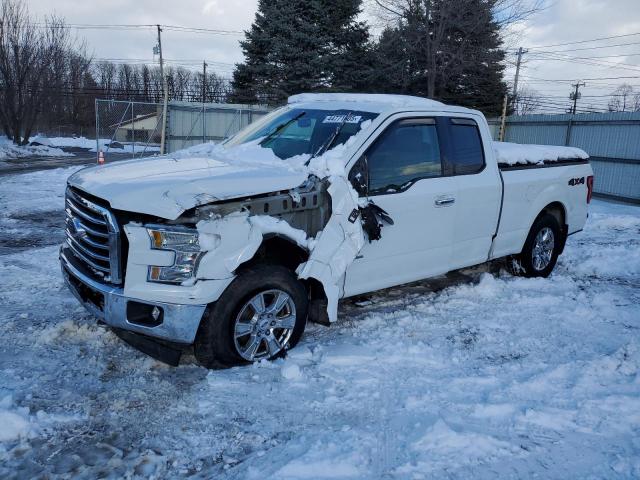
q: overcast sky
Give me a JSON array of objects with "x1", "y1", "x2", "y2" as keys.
[{"x1": 26, "y1": 0, "x2": 640, "y2": 112}]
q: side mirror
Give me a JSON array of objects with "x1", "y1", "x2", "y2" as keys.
[{"x1": 348, "y1": 155, "x2": 369, "y2": 196}]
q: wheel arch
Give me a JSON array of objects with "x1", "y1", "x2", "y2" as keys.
[
  {"x1": 237, "y1": 233, "x2": 310, "y2": 272},
  {"x1": 236, "y1": 234, "x2": 330, "y2": 324},
  {"x1": 536, "y1": 201, "x2": 568, "y2": 253}
]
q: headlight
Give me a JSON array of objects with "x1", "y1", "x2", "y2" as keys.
[{"x1": 147, "y1": 227, "x2": 203, "y2": 284}]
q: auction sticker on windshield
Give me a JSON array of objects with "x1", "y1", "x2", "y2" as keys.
[{"x1": 322, "y1": 115, "x2": 363, "y2": 124}]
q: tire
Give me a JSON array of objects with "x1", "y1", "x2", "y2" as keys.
[
  {"x1": 194, "y1": 264, "x2": 308, "y2": 369},
  {"x1": 511, "y1": 213, "x2": 562, "y2": 278}
]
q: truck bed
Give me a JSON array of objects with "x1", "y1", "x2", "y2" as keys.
[{"x1": 493, "y1": 141, "x2": 589, "y2": 169}]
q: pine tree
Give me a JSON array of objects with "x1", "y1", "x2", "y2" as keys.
[
  {"x1": 372, "y1": 0, "x2": 507, "y2": 115},
  {"x1": 230, "y1": 0, "x2": 372, "y2": 104}
]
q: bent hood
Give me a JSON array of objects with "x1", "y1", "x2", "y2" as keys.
[{"x1": 68, "y1": 154, "x2": 308, "y2": 219}]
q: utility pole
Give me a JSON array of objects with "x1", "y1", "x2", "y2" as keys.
[
  {"x1": 499, "y1": 94, "x2": 508, "y2": 142},
  {"x1": 202, "y1": 61, "x2": 207, "y2": 103},
  {"x1": 202, "y1": 61, "x2": 207, "y2": 143},
  {"x1": 570, "y1": 81, "x2": 586, "y2": 115},
  {"x1": 156, "y1": 24, "x2": 164, "y2": 83},
  {"x1": 157, "y1": 24, "x2": 168, "y2": 154},
  {"x1": 512, "y1": 47, "x2": 528, "y2": 112}
]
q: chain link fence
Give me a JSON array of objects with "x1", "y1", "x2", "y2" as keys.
[
  {"x1": 95, "y1": 99, "x2": 164, "y2": 161},
  {"x1": 95, "y1": 99, "x2": 273, "y2": 161},
  {"x1": 165, "y1": 101, "x2": 272, "y2": 152}
]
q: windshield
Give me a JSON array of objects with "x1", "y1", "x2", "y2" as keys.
[{"x1": 224, "y1": 107, "x2": 379, "y2": 159}]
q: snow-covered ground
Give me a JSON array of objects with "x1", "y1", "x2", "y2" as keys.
[
  {"x1": 30, "y1": 135, "x2": 161, "y2": 154},
  {"x1": 0, "y1": 167, "x2": 639, "y2": 479},
  {"x1": 0, "y1": 137, "x2": 73, "y2": 161}
]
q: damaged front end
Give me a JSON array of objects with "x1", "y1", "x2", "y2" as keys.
[
  {"x1": 133, "y1": 166, "x2": 391, "y2": 329},
  {"x1": 158, "y1": 175, "x2": 347, "y2": 323},
  {"x1": 130, "y1": 166, "x2": 396, "y2": 330},
  {"x1": 62, "y1": 100, "x2": 394, "y2": 353}
]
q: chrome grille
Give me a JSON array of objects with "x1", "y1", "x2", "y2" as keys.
[{"x1": 65, "y1": 187, "x2": 122, "y2": 284}]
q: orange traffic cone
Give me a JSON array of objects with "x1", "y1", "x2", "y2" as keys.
[{"x1": 97, "y1": 150, "x2": 105, "y2": 165}]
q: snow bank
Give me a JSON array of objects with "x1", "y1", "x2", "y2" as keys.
[
  {"x1": 30, "y1": 135, "x2": 160, "y2": 153},
  {"x1": 562, "y1": 211, "x2": 640, "y2": 279},
  {"x1": 399, "y1": 419, "x2": 519, "y2": 474},
  {"x1": 0, "y1": 396, "x2": 32, "y2": 442},
  {"x1": 493, "y1": 141, "x2": 588, "y2": 166},
  {"x1": 0, "y1": 136, "x2": 72, "y2": 160},
  {"x1": 273, "y1": 439, "x2": 368, "y2": 478},
  {"x1": 280, "y1": 362, "x2": 303, "y2": 381},
  {"x1": 35, "y1": 136, "x2": 96, "y2": 150}
]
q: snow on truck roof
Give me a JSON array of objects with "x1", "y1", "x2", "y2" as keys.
[{"x1": 288, "y1": 93, "x2": 478, "y2": 114}]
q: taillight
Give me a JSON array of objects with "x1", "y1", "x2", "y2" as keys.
[{"x1": 586, "y1": 175, "x2": 594, "y2": 204}]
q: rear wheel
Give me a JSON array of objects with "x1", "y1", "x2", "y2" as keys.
[
  {"x1": 511, "y1": 213, "x2": 562, "y2": 278},
  {"x1": 194, "y1": 264, "x2": 308, "y2": 368}
]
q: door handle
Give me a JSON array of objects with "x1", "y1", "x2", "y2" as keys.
[{"x1": 435, "y1": 197, "x2": 455, "y2": 206}]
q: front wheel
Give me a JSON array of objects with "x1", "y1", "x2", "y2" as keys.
[
  {"x1": 511, "y1": 213, "x2": 562, "y2": 278},
  {"x1": 194, "y1": 264, "x2": 308, "y2": 368}
]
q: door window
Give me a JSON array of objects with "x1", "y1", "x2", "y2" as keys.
[
  {"x1": 366, "y1": 119, "x2": 442, "y2": 195},
  {"x1": 447, "y1": 118, "x2": 485, "y2": 175}
]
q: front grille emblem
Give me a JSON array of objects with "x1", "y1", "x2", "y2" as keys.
[{"x1": 70, "y1": 217, "x2": 87, "y2": 239}]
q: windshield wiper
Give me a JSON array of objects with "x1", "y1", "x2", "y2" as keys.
[
  {"x1": 307, "y1": 111, "x2": 353, "y2": 163},
  {"x1": 260, "y1": 111, "x2": 306, "y2": 146}
]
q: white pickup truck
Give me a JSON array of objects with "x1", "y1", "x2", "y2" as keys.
[{"x1": 60, "y1": 93, "x2": 593, "y2": 367}]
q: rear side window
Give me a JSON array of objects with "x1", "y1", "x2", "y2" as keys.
[{"x1": 448, "y1": 118, "x2": 485, "y2": 175}]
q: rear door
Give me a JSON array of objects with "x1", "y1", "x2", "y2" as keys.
[
  {"x1": 343, "y1": 116, "x2": 458, "y2": 297},
  {"x1": 440, "y1": 117, "x2": 502, "y2": 270}
]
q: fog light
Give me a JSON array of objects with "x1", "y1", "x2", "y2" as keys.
[{"x1": 127, "y1": 301, "x2": 164, "y2": 327}]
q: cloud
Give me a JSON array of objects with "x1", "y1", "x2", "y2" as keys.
[
  {"x1": 23, "y1": 0, "x2": 640, "y2": 108},
  {"x1": 202, "y1": 1, "x2": 225, "y2": 16}
]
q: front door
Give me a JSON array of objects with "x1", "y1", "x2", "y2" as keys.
[{"x1": 344, "y1": 117, "x2": 458, "y2": 297}]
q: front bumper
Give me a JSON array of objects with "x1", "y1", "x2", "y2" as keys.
[{"x1": 60, "y1": 247, "x2": 206, "y2": 344}]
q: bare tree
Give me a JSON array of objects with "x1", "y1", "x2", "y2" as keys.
[
  {"x1": 608, "y1": 83, "x2": 635, "y2": 112},
  {"x1": 0, "y1": 0, "x2": 80, "y2": 144},
  {"x1": 373, "y1": 0, "x2": 542, "y2": 24},
  {"x1": 172, "y1": 67, "x2": 192, "y2": 101},
  {"x1": 95, "y1": 61, "x2": 116, "y2": 98},
  {"x1": 513, "y1": 86, "x2": 541, "y2": 114}
]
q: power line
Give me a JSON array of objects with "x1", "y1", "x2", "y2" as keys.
[
  {"x1": 27, "y1": 23, "x2": 244, "y2": 35},
  {"x1": 519, "y1": 74, "x2": 640, "y2": 83},
  {"x1": 556, "y1": 53, "x2": 640, "y2": 60},
  {"x1": 93, "y1": 57, "x2": 235, "y2": 67},
  {"x1": 526, "y1": 41, "x2": 640, "y2": 54},
  {"x1": 525, "y1": 53, "x2": 640, "y2": 73},
  {"x1": 162, "y1": 25, "x2": 243, "y2": 35},
  {"x1": 30, "y1": 23, "x2": 155, "y2": 30},
  {"x1": 523, "y1": 31, "x2": 640, "y2": 49}
]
